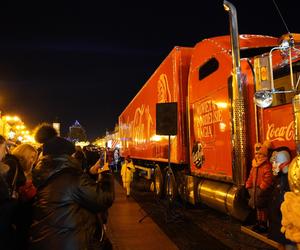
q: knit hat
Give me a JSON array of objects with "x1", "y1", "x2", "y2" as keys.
[
  {"x1": 34, "y1": 123, "x2": 75, "y2": 156},
  {"x1": 43, "y1": 137, "x2": 75, "y2": 156}
]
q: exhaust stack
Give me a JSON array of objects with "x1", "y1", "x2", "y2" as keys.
[{"x1": 224, "y1": 1, "x2": 247, "y2": 186}]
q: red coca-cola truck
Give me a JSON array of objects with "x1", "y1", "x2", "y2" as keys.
[{"x1": 119, "y1": 1, "x2": 300, "y2": 220}]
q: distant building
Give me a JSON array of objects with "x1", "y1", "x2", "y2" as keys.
[
  {"x1": 68, "y1": 120, "x2": 87, "y2": 142},
  {"x1": 52, "y1": 122, "x2": 61, "y2": 136}
]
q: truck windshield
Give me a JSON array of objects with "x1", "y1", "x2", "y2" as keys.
[
  {"x1": 271, "y1": 60, "x2": 300, "y2": 107},
  {"x1": 240, "y1": 47, "x2": 274, "y2": 59}
]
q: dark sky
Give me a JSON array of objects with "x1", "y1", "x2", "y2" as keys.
[{"x1": 0, "y1": 0, "x2": 298, "y2": 140}]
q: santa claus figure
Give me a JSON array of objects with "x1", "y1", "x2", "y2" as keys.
[{"x1": 246, "y1": 141, "x2": 273, "y2": 233}]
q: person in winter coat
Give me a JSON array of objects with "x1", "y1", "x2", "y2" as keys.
[
  {"x1": 0, "y1": 135, "x2": 18, "y2": 250},
  {"x1": 5, "y1": 143, "x2": 38, "y2": 250},
  {"x1": 29, "y1": 124, "x2": 114, "y2": 250},
  {"x1": 0, "y1": 136, "x2": 35, "y2": 250},
  {"x1": 0, "y1": 163, "x2": 19, "y2": 250},
  {"x1": 73, "y1": 146, "x2": 88, "y2": 171},
  {"x1": 121, "y1": 156, "x2": 135, "y2": 197},
  {"x1": 246, "y1": 141, "x2": 273, "y2": 233},
  {"x1": 113, "y1": 148, "x2": 120, "y2": 172},
  {"x1": 8, "y1": 143, "x2": 38, "y2": 201},
  {"x1": 106, "y1": 148, "x2": 114, "y2": 170}
]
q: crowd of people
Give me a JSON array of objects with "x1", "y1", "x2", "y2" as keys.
[
  {"x1": 0, "y1": 123, "x2": 115, "y2": 250},
  {"x1": 245, "y1": 141, "x2": 297, "y2": 250}
]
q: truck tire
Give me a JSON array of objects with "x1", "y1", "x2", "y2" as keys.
[
  {"x1": 154, "y1": 165, "x2": 164, "y2": 198},
  {"x1": 165, "y1": 167, "x2": 177, "y2": 203}
]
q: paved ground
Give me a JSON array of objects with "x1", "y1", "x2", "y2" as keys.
[
  {"x1": 114, "y1": 174, "x2": 277, "y2": 250},
  {"x1": 107, "y1": 180, "x2": 178, "y2": 250}
]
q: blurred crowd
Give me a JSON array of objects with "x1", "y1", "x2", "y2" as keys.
[{"x1": 0, "y1": 123, "x2": 116, "y2": 250}]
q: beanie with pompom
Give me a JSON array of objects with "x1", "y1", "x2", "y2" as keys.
[{"x1": 34, "y1": 123, "x2": 75, "y2": 156}]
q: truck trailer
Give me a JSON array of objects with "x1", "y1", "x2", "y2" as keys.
[{"x1": 118, "y1": 1, "x2": 300, "y2": 221}]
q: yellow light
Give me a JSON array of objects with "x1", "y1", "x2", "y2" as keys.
[
  {"x1": 13, "y1": 116, "x2": 20, "y2": 122},
  {"x1": 3, "y1": 115, "x2": 22, "y2": 123},
  {"x1": 215, "y1": 102, "x2": 228, "y2": 109},
  {"x1": 75, "y1": 141, "x2": 90, "y2": 147},
  {"x1": 219, "y1": 122, "x2": 226, "y2": 132},
  {"x1": 151, "y1": 135, "x2": 163, "y2": 142},
  {"x1": 260, "y1": 66, "x2": 268, "y2": 81},
  {"x1": 150, "y1": 135, "x2": 173, "y2": 142},
  {"x1": 23, "y1": 135, "x2": 35, "y2": 143},
  {"x1": 8, "y1": 131, "x2": 15, "y2": 139}
]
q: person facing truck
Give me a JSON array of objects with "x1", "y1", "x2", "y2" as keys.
[{"x1": 29, "y1": 124, "x2": 114, "y2": 250}]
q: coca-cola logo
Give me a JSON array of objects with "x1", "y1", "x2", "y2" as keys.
[{"x1": 266, "y1": 121, "x2": 294, "y2": 141}]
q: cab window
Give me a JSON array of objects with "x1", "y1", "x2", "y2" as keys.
[
  {"x1": 271, "y1": 61, "x2": 300, "y2": 107},
  {"x1": 199, "y1": 57, "x2": 219, "y2": 80}
]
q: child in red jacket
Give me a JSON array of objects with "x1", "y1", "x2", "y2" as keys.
[{"x1": 246, "y1": 141, "x2": 273, "y2": 233}]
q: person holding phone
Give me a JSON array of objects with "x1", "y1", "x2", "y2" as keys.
[{"x1": 30, "y1": 124, "x2": 114, "y2": 250}]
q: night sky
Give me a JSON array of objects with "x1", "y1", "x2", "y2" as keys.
[{"x1": 0, "y1": 0, "x2": 298, "y2": 140}]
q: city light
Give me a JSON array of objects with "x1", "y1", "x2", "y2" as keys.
[{"x1": 1, "y1": 114, "x2": 35, "y2": 144}]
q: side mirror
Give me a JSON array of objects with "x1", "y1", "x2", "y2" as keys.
[{"x1": 254, "y1": 90, "x2": 273, "y2": 108}]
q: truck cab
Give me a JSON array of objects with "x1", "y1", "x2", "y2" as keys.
[{"x1": 188, "y1": 35, "x2": 279, "y2": 182}]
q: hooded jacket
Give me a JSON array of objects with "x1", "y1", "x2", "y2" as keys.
[{"x1": 30, "y1": 155, "x2": 114, "y2": 250}]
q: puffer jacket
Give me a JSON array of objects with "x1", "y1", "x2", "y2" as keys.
[{"x1": 29, "y1": 155, "x2": 114, "y2": 250}]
